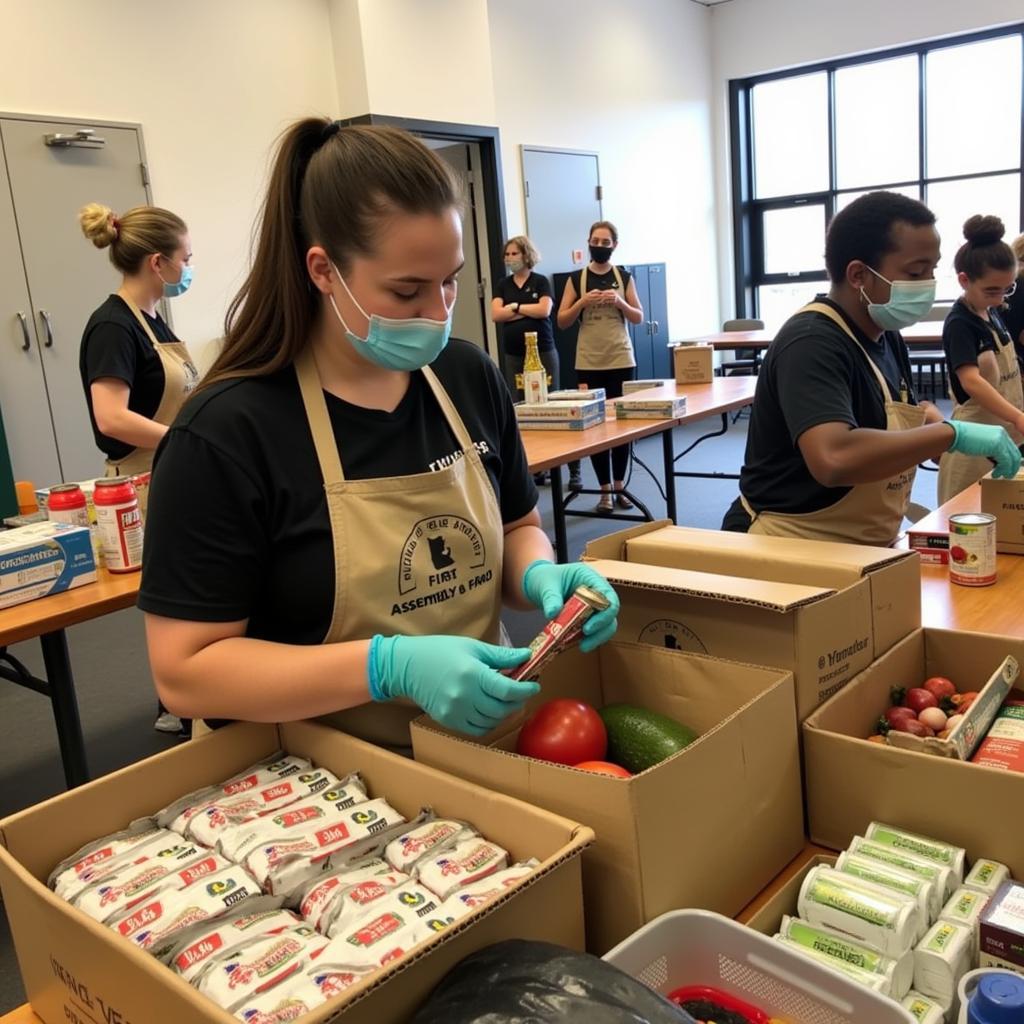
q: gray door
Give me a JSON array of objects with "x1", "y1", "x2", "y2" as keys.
[
  {"x1": 521, "y1": 148, "x2": 601, "y2": 276},
  {"x1": 2, "y1": 117, "x2": 150, "y2": 482},
  {"x1": 434, "y1": 143, "x2": 488, "y2": 351},
  {"x1": 0, "y1": 139, "x2": 61, "y2": 486}
]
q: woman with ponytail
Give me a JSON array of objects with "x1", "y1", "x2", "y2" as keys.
[
  {"x1": 937, "y1": 214, "x2": 1024, "y2": 504},
  {"x1": 138, "y1": 119, "x2": 618, "y2": 746}
]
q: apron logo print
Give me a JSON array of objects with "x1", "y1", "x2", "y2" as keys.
[
  {"x1": 637, "y1": 619, "x2": 707, "y2": 655},
  {"x1": 397, "y1": 515, "x2": 487, "y2": 596},
  {"x1": 428, "y1": 535, "x2": 454, "y2": 570}
]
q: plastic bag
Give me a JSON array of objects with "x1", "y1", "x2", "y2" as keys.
[{"x1": 411, "y1": 939, "x2": 696, "y2": 1024}]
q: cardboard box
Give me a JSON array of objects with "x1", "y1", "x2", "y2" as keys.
[
  {"x1": 739, "y1": 852, "x2": 838, "y2": 934},
  {"x1": 672, "y1": 344, "x2": 713, "y2": 384},
  {"x1": 979, "y1": 881, "x2": 1024, "y2": 975},
  {"x1": 907, "y1": 527, "x2": 949, "y2": 565},
  {"x1": 613, "y1": 394, "x2": 687, "y2": 419},
  {"x1": 980, "y1": 471, "x2": 1024, "y2": 553},
  {"x1": 0, "y1": 521, "x2": 96, "y2": 609},
  {"x1": 412, "y1": 640, "x2": 804, "y2": 954},
  {"x1": 804, "y1": 628, "x2": 1024, "y2": 878},
  {"x1": 516, "y1": 398, "x2": 605, "y2": 430},
  {"x1": 0, "y1": 721, "x2": 592, "y2": 1024},
  {"x1": 621, "y1": 379, "x2": 674, "y2": 395},
  {"x1": 584, "y1": 522, "x2": 920, "y2": 720},
  {"x1": 547, "y1": 387, "x2": 607, "y2": 402}
]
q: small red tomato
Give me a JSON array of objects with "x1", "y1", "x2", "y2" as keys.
[
  {"x1": 923, "y1": 677, "x2": 956, "y2": 701},
  {"x1": 950, "y1": 545, "x2": 968, "y2": 563},
  {"x1": 573, "y1": 760, "x2": 632, "y2": 778},
  {"x1": 516, "y1": 699, "x2": 607, "y2": 765},
  {"x1": 903, "y1": 688, "x2": 939, "y2": 714},
  {"x1": 885, "y1": 707, "x2": 919, "y2": 729}
]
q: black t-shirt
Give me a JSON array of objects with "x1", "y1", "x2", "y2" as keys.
[
  {"x1": 569, "y1": 266, "x2": 632, "y2": 314},
  {"x1": 80, "y1": 295, "x2": 180, "y2": 461},
  {"x1": 737, "y1": 295, "x2": 917, "y2": 517},
  {"x1": 943, "y1": 300, "x2": 1013, "y2": 404},
  {"x1": 138, "y1": 340, "x2": 537, "y2": 645},
  {"x1": 495, "y1": 272, "x2": 554, "y2": 356}
]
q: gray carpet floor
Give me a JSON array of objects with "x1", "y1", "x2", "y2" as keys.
[{"x1": 0, "y1": 400, "x2": 948, "y2": 1013}]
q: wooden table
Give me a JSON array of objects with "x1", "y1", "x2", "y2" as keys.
[
  {"x1": 0, "y1": 569, "x2": 140, "y2": 787},
  {"x1": 521, "y1": 377, "x2": 757, "y2": 562},
  {"x1": 0, "y1": 1007, "x2": 39, "y2": 1023},
  {"x1": 685, "y1": 320, "x2": 943, "y2": 351},
  {"x1": 900, "y1": 483, "x2": 1024, "y2": 637}
]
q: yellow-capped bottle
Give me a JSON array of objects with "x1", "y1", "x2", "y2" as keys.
[{"x1": 522, "y1": 332, "x2": 548, "y2": 404}]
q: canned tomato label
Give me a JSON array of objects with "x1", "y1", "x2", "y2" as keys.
[
  {"x1": 948, "y1": 512, "x2": 997, "y2": 587},
  {"x1": 46, "y1": 484, "x2": 90, "y2": 530},
  {"x1": 94, "y1": 476, "x2": 144, "y2": 573}
]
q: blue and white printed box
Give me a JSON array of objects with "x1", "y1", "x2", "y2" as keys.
[
  {"x1": 621, "y1": 379, "x2": 675, "y2": 395},
  {"x1": 0, "y1": 522, "x2": 97, "y2": 609}
]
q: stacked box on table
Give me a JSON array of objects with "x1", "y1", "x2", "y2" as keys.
[
  {"x1": 621, "y1": 379, "x2": 674, "y2": 395},
  {"x1": 980, "y1": 470, "x2": 1024, "y2": 554},
  {"x1": 515, "y1": 398, "x2": 605, "y2": 430},
  {"x1": 0, "y1": 720, "x2": 591, "y2": 1024},
  {"x1": 672, "y1": 344, "x2": 713, "y2": 384},
  {"x1": 0, "y1": 521, "x2": 96, "y2": 609},
  {"x1": 547, "y1": 388, "x2": 606, "y2": 402},
  {"x1": 613, "y1": 394, "x2": 687, "y2": 419}
]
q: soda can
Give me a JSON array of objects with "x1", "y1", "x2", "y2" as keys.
[
  {"x1": 45, "y1": 484, "x2": 90, "y2": 530},
  {"x1": 94, "y1": 476, "x2": 144, "y2": 573},
  {"x1": 506, "y1": 585, "x2": 610, "y2": 681},
  {"x1": 948, "y1": 513, "x2": 997, "y2": 587}
]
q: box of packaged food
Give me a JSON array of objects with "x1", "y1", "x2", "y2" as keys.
[
  {"x1": 621, "y1": 379, "x2": 674, "y2": 395},
  {"x1": 980, "y1": 470, "x2": 1024, "y2": 554},
  {"x1": 672, "y1": 344, "x2": 714, "y2": 384},
  {"x1": 0, "y1": 521, "x2": 96, "y2": 609},
  {"x1": 613, "y1": 394, "x2": 687, "y2": 419},
  {"x1": 547, "y1": 387, "x2": 606, "y2": 403},
  {"x1": 979, "y1": 881, "x2": 1024, "y2": 975},
  {"x1": 907, "y1": 528, "x2": 950, "y2": 565}
]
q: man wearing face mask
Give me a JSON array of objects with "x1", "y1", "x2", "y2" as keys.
[{"x1": 722, "y1": 191, "x2": 1021, "y2": 546}]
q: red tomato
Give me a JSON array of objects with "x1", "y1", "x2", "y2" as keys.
[
  {"x1": 923, "y1": 677, "x2": 956, "y2": 701},
  {"x1": 903, "y1": 688, "x2": 938, "y2": 714},
  {"x1": 516, "y1": 700, "x2": 607, "y2": 765},
  {"x1": 573, "y1": 760, "x2": 632, "y2": 778}
]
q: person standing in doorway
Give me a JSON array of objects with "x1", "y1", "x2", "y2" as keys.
[
  {"x1": 936, "y1": 216, "x2": 1024, "y2": 504},
  {"x1": 79, "y1": 202, "x2": 199, "y2": 735},
  {"x1": 492, "y1": 235, "x2": 557, "y2": 484},
  {"x1": 557, "y1": 221, "x2": 645, "y2": 511}
]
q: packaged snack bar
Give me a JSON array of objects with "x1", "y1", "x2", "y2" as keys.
[
  {"x1": 433, "y1": 862, "x2": 540, "y2": 924},
  {"x1": 415, "y1": 838, "x2": 509, "y2": 902},
  {"x1": 320, "y1": 889, "x2": 440, "y2": 967},
  {"x1": 48, "y1": 818, "x2": 164, "y2": 897},
  {"x1": 835, "y1": 851, "x2": 937, "y2": 939},
  {"x1": 230, "y1": 960, "x2": 377, "y2": 1021},
  {"x1": 848, "y1": 836, "x2": 956, "y2": 902},
  {"x1": 775, "y1": 934, "x2": 890, "y2": 994},
  {"x1": 864, "y1": 823, "x2": 966, "y2": 885},
  {"x1": 294, "y1": 858, "x2": 409, "y2": 934},
  {"x1": 322, "y1": 874, "x2": 421, "y2": 938},
  {"x1": 384, "y1": 818, "x2": 475, "y2": 873}
]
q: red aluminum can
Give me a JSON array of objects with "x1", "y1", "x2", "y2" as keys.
[
  {"x1": 46, "y1": 484, "x2": 89, "y2": 530},
  {"x1": 94, "y1": 476, "x2": 144, "y2": 572}
]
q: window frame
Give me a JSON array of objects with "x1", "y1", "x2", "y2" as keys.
[{"x1": 729, "y1": 23, "x2": 1024, "y2": 320}]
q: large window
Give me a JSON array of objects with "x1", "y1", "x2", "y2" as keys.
[{"x1": 730, "y1": 26, "x2": 1024, "y2": 323}]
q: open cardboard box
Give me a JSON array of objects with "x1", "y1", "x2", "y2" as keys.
[
  {"x1": 980, "y1": 470, "x2": 1024, "y2": 554},
  {"x1": 584, "y1": 522, "x2": 920, "y2": 720},
  {"x1": 804, "y1": 628, "x2": 1024, "y2": 877},
  {"x1": 0, "y1": 721, "x2": 593, "y2": 1024},
  {"x1": 739, "y1": 852, "x2": 838, "y2": 935},
  {"x1": 412, "y1": 640, "x2": 803, "y2": 954}
]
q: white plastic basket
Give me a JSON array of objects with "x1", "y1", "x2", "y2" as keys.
[{"x1": 603, "y1": 909, "x2": 916, "y2": 1024}]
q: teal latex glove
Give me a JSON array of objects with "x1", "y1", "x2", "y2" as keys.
[
  {"x1": 368, "y1": 634, "x2": 538, "y2": 737},
  {"x1": 521, "y1": 559, "x2": 620, "y2": 653},
  {"x1": 946, "y1": 421, "x2": 1022, "y2": 479}
]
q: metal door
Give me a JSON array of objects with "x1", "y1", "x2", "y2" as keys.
[
  {"x1": 520, "y1": 147, "x2": 601, "y2": 276},
  {"x1": 1, "y1": 116, "x2": 150, "y2": 482},
  {"x1": 0, "y1": 136, "x2": 61, "y2": 486},
  {"x1": 646, "y1": 264, "x2": 670, "y2": 377}
]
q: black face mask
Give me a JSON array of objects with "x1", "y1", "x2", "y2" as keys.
[{"x1": 589, "y1": 244, "x2": 613, "y2": 264}]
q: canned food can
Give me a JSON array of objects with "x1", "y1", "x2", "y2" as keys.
[
  {"x1": 45, "y1": 484, "x2": 90, "y2": 530},
  {"x1": 94, "y1": 476, "x2": 144, "y2": 573},
  {"x1": 506, "y1": 584, "x2": 611, "y2": 682},
  {"x1": 948, "y1": 513, "x2": 997, "y2": 587}
]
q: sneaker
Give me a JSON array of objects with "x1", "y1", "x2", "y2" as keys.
[
  {"x1": 568, "y1": 471, "x2": 583, "y2": 492},
  {"x1": 154, "y1": 712, "x2": 183, "y2": 733}
]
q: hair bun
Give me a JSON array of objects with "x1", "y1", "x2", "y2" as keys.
[
  {"x1": 78, "y1": 202, "x2": 119, "y2": 248},
  {"x1": 963, "y1": 214, "x2": 1005, "y2": 247}
]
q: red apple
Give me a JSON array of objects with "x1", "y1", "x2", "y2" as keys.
[
  {"x1": 903, "y1": 688, "x2": 939, "y2": 714},
  {"x1": 923, "y1": 677, "x2": 956, "y2": 702}
]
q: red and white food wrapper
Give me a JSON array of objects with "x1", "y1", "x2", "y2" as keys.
[
  {"x1": 384, "y1": 818, "x2": 476, "y2": 873},
  {"x1": 72, "y1": 844, "x2": 228, "y2": 924},
  {"x1": 109, "y1": 862, "x2": 261, "y2": 952},
  {"x1": 416, "y1": 838, "x2": 509, "y2": 901},
  {"x1": 187, "y1": 769, "x2": 354, "y2": 847},
  {"x1": 50, "y1": 823, "x2": 175, "y2": 902},
  {"x1": 163, "y1": 903, "x2": 298, "y2": 982},
  {"x1": 433, "y1": 861, "x2": 540, "y2": 923},
  {"x1": 157, "y1": 753, "x2": 313, "y2": 835},
  {"x1": 229, "y1": 959, "x2": 377, "y2": 1022},
  {"x1": 192, "y1": 925, "x2": 330, "y2": 1010},
  {"x1": 321, "y1": 873, "x2": 416, "y2": 938},
  {"x1": 292, "y1": 856, "x2": 407, "y2": 933}
]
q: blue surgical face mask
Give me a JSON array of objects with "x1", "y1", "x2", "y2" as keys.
[
  {"x1": 328, "y1": 262, "x2": 452, "y2": 371},
  {"x1": 159, "y1": 258, "x2": 193, "y2": 298},
  {"x1": 861, "y1": 266, "x2": 935, "y2": 330}
]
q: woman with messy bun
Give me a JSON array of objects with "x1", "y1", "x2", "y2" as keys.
[{"x1": 937, "y1": 214, "x2": 1024, "y2": 503}]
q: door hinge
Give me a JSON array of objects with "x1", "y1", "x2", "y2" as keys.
[
  {"x1": 524, "y1": 180, "x2": 530, "y2": 198},
  {"x1": 476, "y1": 280, "x2": 485, "y2": 299},
  {"x1": 595, "y1": 184, "x2": 603, "y2": 201},
  {"x1": 140, "y1": 162, "x2": 150, "y2": 188}
]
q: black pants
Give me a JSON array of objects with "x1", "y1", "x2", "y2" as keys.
[{"x1": 577, "y1": 367, "x2": 636, "y2": 485}]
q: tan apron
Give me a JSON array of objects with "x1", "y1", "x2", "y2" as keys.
[
  {"x1": 937, "y1": 318, "x2": 1024, "y2": 505},
  {"x1": 575, "y1": 265, "x2": 635, "y2": 371},
  {"x1": 294, "y1": 345, "x2": 504, "y2": 747},
  {"x1": 103, "y1": 297, "x2": 199, "y2": 515},
  {"x1": 742, "y1": 302, "x2": 925, "y2": 547}
]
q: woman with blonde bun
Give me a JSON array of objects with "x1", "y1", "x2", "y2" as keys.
[{"x1": 78, "y1": 202, "x2": 199, "y2": 734}]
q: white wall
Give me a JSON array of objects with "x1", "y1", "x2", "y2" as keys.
[
  {"x1": 709, "y1": 0, "x2": 1024, "y2": 318},
  {"x1": 1, "y1": 0, "x2": 338, "y2": 371},
  {"x1": 488, "y1": 0, "x2": 719, "y2": 341}
]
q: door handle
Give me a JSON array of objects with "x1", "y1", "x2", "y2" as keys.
[
  {"x1": 39, "y1": 309, "x2": 54, "y2": 347},
  {"x1": 16, "y1": 312, "x2": 31, "y2": 351},
  {"x1": 652, "y1": 321, "x2": 660, "y2": 334},
  {"x1": 645, "y1": 321, "x2": 652, "y2": 334}
]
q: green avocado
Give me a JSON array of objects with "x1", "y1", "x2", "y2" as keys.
[{"x1": 599, "y1": 704, "x2": 698, "y2": 773}]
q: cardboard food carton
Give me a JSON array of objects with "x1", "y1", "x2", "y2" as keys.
[
  {"x1": 584, "y1": 522, "x2": 920, "y2": 720},
  {"x1": 515, "y1": 398, "x2": 605, "y2": 430},
  {"x1": 613, "y1": 393, "x2": 687, "y2": 419},
  {"x1": 0, "y1": 721, "x2": 591, "y2": 1024},
  {"x1": 672, "y1": 344, "x2": 714, "y2": 384},
  {"x1": 804, "y1": 628, "x2": 1024, "y2": 878},
  {"x1": 979, "y1": 881, "x2": 1024, "y2": 975},
  {"x1": 621, "y1": 379, "x2": 674, "y2": 395},
  {"x1": 0, "y1": 522, "x2": 96, "y2": 609},
  {"x1": 413, "y1": 641, "x2": 803, "y2": 954},
  {"x1": 980, "y1": 471, "x2": 1024, "y2": 554}
]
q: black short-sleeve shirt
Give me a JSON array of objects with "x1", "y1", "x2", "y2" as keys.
[
  {"x1": 942, "y1": 300, "x2": 1013, "y2": 405},
  {"x1": 736, "y1": 295, "x2": 917, "y2": 518},
  {"x1": 568, "y1": 267, "x2": 633, "y2": 310},
  {"x1": 138, "y1": 340, "x2": 537, "y2": 645},
  {"x1": 495, "y1": 272, "x2": 554, "y2": 356},
  {"x1": 1002, "y1": 285, "x2": 1024, "y2": 356},
  {"x1": 79, "y1": 295, "x2": 180, "y2": 461}
]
